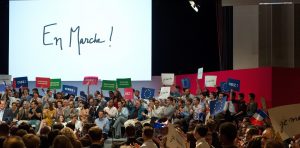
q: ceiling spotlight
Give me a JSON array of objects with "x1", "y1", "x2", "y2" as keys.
[{"x1": 189, "y1": 0, "x2": 200, "y2": 12}]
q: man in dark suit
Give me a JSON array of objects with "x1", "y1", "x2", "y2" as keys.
[{"x1": 0, "y1": 100, "x2": 13, "y2": 124}]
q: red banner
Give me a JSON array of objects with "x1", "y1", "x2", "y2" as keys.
[
  {"x1": 124, "y1": 88, "x2": 133, "y2": 101},
  {"x1": 83, "y1": 76, "x2": 99, "y2": 85},
  {"x1": 36, "y1": 77, "x2": 50, "y2": 88}
]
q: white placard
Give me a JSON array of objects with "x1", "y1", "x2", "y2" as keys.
[
  {"x1": 0, "y1": 75, "x2": 12, "y2": 85},
  {"x1": 205, "y1": 75, "x2": 217, "y2": 87},
  {"x1": 197, "y1": 67, "x2": 203, "y2": 79},
  {"x1": 158, "y1": 87, "x2": 170, "y2": 99},
  {"x1": 269, "y1": 103, "x2": 300, "y2": 140},
  {"x1": 161, "y1": 73, "x2": 174, "y2": 85}
]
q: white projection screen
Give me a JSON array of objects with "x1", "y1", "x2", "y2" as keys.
[{"x1": 9, "y1": 0, "x2": 151, "y2": 81}]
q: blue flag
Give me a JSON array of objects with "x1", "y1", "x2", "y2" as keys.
[
  {"x1": 210, "y1": 96, "x2": 227, "y2": 116},
  {"x1": 141, "y1": 87, "x2": 155, "y2": 99},
  {"x1": 181, "y1": 78, "x2": 191, "y2": 89},
  {"x1": 14, "y1": 77, "x2": 28, "y2": 88},
  {"x1": 227, "y1": 78, "x2": 240, "y2": 91},
  {"x1": 62, "y1": 85, "x2": 78, "y2": 95},
  {"x1": 0, "y1": 84, "x2": 5, "y2": 92},
  {"x1": 220, "y1": 82, "x2": 229, "y2": 92}
]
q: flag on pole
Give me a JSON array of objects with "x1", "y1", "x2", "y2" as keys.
[{"x1": 250, "y1": 109, "x2": 268, "y2": 126}]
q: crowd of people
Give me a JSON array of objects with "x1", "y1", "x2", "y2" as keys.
[{"x1": 0, "y1": 85, "x2": 299, "y2": 148}]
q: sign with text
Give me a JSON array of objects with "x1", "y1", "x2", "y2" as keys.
[
  {"x1": 161, "y1": 73, "x2": 174, "y2": 86},
  {"x1": 101, "y1": 80, "x2": 116, "y2": 90},
  {"x1": 158, "y1": 87, "x2": 170, "y2": 99},
  {"x1": 116, "y1": 78, "x2": 132, "y2": 88},
  {"x1": 205, "y1": 75, "x2": 217, "y2": 87},
  {"x1": 50, "y1": 79, "x2": 61, "y2": 89},
  {"x1": 227, "y1": 78, "x2": 240, "y2": 91},
  {"x1": 124, "y1": 88, "x2": 133, "y2": 101},
  {"x1": 197, "y1": 67, "x2": 203, "y2": 79},
  {"x1": 166, "y1": 124, "x2": 188, "y2": 148},
  {"x1": 268, "y1": 103, "x2": 300, "y2": 140},
  {"x1": 0, "y1": 75, "x2": 12, "y2": 85},
  {"x1": 181, "y1": 78, "x2": 191, "y2": 89},
  {"x1": 36, "y1": 77, "x2": 50, "y2": 88},
  {"x1": 62, "y1": 85, "x2": 78, "y2": 95},
  {"x1": 83, "y1": 76, "x2": 98, "y2": 85},
  {"x1": 14, "y1": 77, "x2": 28, "y2": 88}
]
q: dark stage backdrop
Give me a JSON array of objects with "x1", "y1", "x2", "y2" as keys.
[{"x1": 0, "y1": 0, "x2": 226, "y2": 76}]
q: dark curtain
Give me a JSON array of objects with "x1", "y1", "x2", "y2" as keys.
[{"x1": 216, "y1": 0, "x2": 233, "y2": 70}]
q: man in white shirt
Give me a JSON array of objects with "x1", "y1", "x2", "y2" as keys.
[
  {"x1": 181, "y1": 88, "x2": 195, "y2": 101},
  {"x1": 103, "y1": 99, "x2": 118, "y2": 120}
]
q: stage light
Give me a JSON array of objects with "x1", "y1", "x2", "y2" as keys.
[{"x1": 189, "y1": 0, "x2": 200, "y2": 12}]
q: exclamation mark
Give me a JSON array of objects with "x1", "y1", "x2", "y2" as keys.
[{"x1": 109, "y1": 26, "x2": 113, "y2": 47}]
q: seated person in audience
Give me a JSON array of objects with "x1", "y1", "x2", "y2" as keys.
[
  {"x1": 181, "y1": 88, "x2": 195, "y2": 101},
  {"x1": 28, "y1": 100, "x2": 42, "y2": 132},
  {"x1": 0, "y1": 123, "x2": 10, "y2": 137},
  {"x1": 219, "y1": 122, "x2": 238, "y2": 148},
  {"x1": 161, "y1": 97, "x2": 175, "y2": 120},
  {"x1": 55, "y1": 115, "x2": 67, "y2": 127},
  {"x1": 21, "y1": 88, "x2": 32, "y2": 103},
  {"x1": 68, "y1": 114, "x2": 83, "y2": 132},
  {"x1": 79, "y1": 101, "x2": 89, "y2": 123},
  {"x1": 30, "y1": 92, "x2": 42, "y2": 104},
  {"x1": 0, "y1": 100, "x2": 13, "y2": 124},
  {"x1": 17, "y1": 101, "x2": 31, "y2": 121},
  {"x1": 43, "y1": 102, "x2": 56, "y2": 127},
  {"x1": 94, "y1": 111, "x2": 110, "y2": 139},
  {"x1": 150, "y1": 99, "x2": 164, "y2": 120},
  {"x1": 95, "y1": 93, "x2": 107, "y2": 113},
  {"x1": 55, "y1": 101, "x2": 64, "y2": 121},
  {"x1": 193, "y1": 124, "x2": 210, "y2": 148},
  {"x1": 64, "y1": 100, "x2": 78, "y2": 122},
  {"x1": 11, "y1": 102, "x2": 19, "y2": 120},
  {"x1": 42, "y1": 89, "x2": 55, "y2": 106},
  {"x1": 113, "y1": 101, "x2": 129, "y2": 138},
  {"x1": 128, "y1": 100, "x2": 146, "y2": 121},
  {"x1": 103, "y1": 99, "x2": 118, "y2": 120}
]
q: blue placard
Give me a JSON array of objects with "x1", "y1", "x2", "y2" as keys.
[
  {"x1": 141, "y1": 87, "x2": 155, "y2": 99},
  {"x1": 210, "y1": 96, "x2": 227, "y2": 116},
  {"x1": 227, "y1": 78, "x2": 240, "y2": 91},
  {"x1": 62, "y1": 85, "x2": 78, "y2": 95},
  {"x1": 220, "y1": 82, "x2": 229, "y2": 92},
  {"x1": 181, "y1": 78, "x2": 191, "y2": 89},
  {"x1": 0, "y1": 84, "x2": 6, "y2": 92},
  {"x1": 14, "y1": 77, "x2": 28, "y2": 88}
]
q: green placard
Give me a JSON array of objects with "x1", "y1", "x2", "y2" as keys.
[
  {"x1": 50, "y1": 79, "x2": 61, "y2": 89},
  {"x1": 116, "y1": 78, "x2": 132, "y2": 88},
  {"x1": 102, "y1": 80, "x2": 116, "y2": 90}
]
